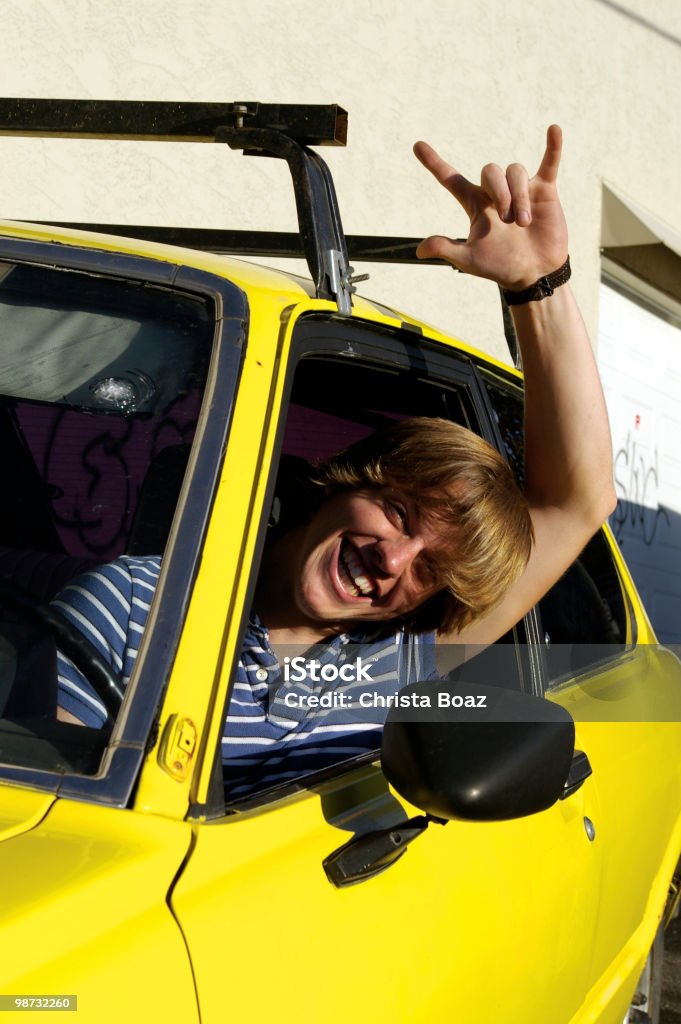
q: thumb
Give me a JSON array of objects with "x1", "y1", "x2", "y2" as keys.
[{"x1": 416, "y1": 235, "x2": 472, "y2": 272}]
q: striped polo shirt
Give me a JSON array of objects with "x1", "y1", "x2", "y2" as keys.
[
  {"x1": 54, "y1": 556, "x2": 162, "y2": 726},
  {"x1": 53, "y1": 557, "x2": 438, "y2": 796}
]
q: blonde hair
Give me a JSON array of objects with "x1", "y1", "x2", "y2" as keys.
[{"x1": 313, "y1": 417, "x2": 533, "y2": 634}]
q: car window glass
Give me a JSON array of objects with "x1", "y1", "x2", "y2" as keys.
[
  {"x1": 537, "y1": 531, "x2": 630, "y2": 686},
  {"x1": 0, "y1": 261, "x2": 215, "y2": 775},
  {"x1": 482, "y1": 373, "x2": 525, "y2": 486}
]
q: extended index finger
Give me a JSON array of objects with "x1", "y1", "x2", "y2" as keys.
[
  {"x1": 413, "y1": 140, "x2": 478, "y2": 212},
  {"x1": 535, "y1": 124, "x2": 563, "y2": 183}
]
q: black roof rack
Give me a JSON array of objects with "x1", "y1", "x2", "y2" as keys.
[
  {"x1": 0, "y1": 99, "x2": 348, "y2": 146},
  {"x1": 0, "y1": 98, "x2": 519, "y2": 362},
  {"x1": 32, "y1": 225, "x2": 443, "y2": 265},
  {"x1": 0, "y1": 98, "x2": 358, "y2": 313}
]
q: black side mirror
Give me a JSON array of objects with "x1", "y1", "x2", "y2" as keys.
[{"x1": 381, "y1": 680, "x2": 575, "y2": 821}]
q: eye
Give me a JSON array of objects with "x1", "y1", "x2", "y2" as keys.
[
  {"x1": 417, "y1": 556, "x2": 439, "y2": 587},
  {"x1": 386, "y1": 498, "x2": 408, "y2": 528}
]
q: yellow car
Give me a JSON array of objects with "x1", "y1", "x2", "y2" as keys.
[{"x1": 0, "y1": 100, "x2": 679, "y2": 1024}]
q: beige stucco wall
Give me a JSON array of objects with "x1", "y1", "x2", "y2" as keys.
[{"x1": 2, "y1": 0, "x2": 680, "y2": 363}]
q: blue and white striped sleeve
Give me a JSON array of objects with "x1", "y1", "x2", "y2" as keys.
[{"x1": 51, "y1": 556, "x2": 161, "y2": 728}]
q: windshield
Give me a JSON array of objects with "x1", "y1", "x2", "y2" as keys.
[{"x1": 0, "y1": 259, "x2": 215, "y2": 776}]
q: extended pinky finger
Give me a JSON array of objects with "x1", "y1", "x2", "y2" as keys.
[{"x1": 536, "y1": 124, "x2": 563, "y2": 183}]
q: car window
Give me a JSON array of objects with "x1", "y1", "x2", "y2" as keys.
[
  {"x1": 482, "y1": 373, "x2": 526, "y2": 487},
  {"x1": 482, "y1": 372, "x2": 631, "y2": 688},
  {"x1": 0, "y1": 258, "x2": 216, "y2": 776},
  {"x1": 219, "y1": 323, "x2": 529, "y2": 808},
  {"x1": 536, "y1": 531, "x2": 631, "y2": 686}
]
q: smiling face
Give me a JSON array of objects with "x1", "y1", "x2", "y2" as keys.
[
  {"x1": 285, "y1": 488, "x2": 451, "y2": 633},
  {"x1": 262, "y1": 416, "x2": 533, "y2": 638}
]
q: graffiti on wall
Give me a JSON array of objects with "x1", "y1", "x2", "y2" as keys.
[{"x1": 612, "y1": 431, "x2": 669, "y2": 546}]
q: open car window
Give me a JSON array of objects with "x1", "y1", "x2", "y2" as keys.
[
  {"x1": 218, "y1": 321, "x2": 531, "y2": 809},
  {"x1": 0, "y1": 258, "x2": 218, "y2": 778}
]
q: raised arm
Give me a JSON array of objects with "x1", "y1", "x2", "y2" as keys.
[{"x1": 414, "y1": 126, "x2": 616, "y2": 646}]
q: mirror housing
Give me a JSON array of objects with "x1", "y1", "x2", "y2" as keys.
[{"x1": 381, "y1": 681, "x2": 575, "y2": 821}]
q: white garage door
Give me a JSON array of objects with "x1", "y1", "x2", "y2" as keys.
[{"x1": 598, "y1": 281, "x2": 681, "y2": 644}]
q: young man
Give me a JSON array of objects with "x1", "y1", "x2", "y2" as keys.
[{"x1": 54, "y1": 126, "x2": 616, "y2": 795}]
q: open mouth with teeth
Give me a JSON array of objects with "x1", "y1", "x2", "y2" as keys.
[{"x1": 338, "y1": 539, "x2": 377, "y2": 599}]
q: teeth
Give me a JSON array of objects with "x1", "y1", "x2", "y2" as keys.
[
  {"x1": 339, "y1": 556, "x2": 360, "y2": 596},
  {"x1": 341, "y1": 544, "x2": 374, "y2": 597},
  {"x1": 353, "y1": 573, "x2": 372, "y2": 595}
]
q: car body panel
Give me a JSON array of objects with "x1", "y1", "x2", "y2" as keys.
[
  {"x1": 171, "y1": 771, "x2": 604, "y2": 1024},
  {"x1": 0, "y1": 796, "x2": 197, "y2": 1022},
  {"x1": 556, "y1": 717, "x2": 681, "y2": 1010},
  {"x1": 0, "y1": 783, "x2": 55, "y2": 843}
]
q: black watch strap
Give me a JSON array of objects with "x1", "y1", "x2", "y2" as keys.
[{"x1": 502, "y1": 256, "x2": 571, "y2": 306}]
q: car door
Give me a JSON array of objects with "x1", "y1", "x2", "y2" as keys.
[
  {"x1": 169, "y1": 311, "x2": 609, "y2": 1024},
  {"x1": 536, "y1": 536, "x2": 681, "y2": 1016},
  {"x1": 482, "y1": 369, "x2": 681, "y2": 1019}
]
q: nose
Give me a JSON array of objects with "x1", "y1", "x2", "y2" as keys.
[{"x1": 374, "y1": 535, "x2": 425, "y2": 576}]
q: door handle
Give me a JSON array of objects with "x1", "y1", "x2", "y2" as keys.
[
  {"x1": 323, "y1": 815, "x2": 433, "y2": 888},
  {"x1": 560, "y1": 750, "x2": 592, "y2": 800}
]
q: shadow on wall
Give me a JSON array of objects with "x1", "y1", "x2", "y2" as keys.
[{"x1": 610, "y1": 500, "x2": 681, "y2": 645}]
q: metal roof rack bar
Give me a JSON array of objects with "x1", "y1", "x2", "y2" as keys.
[
  {"x1": 216, "y1": 122, "x2": 355, "y2": 312},
  {"x1": 1, "y1": 99, "x2": 520, "y2": 360},
  {"x1": 0, "y1": 98, "x2": 355, "y2": 312},
  {"x1": 33, "y1": 225, "x2": 449, "y2": 265},
  {"x1": 0, "y1": 99, "x2": 347, "y2": 145}
]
